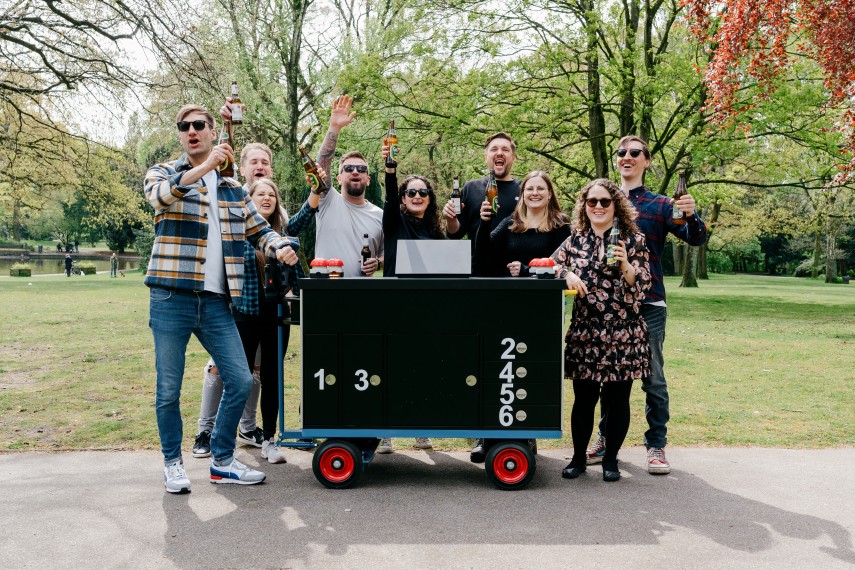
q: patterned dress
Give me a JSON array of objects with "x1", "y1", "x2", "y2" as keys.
[{"x1": 551, "y1": 227, "x2": 652, "y2": 383}]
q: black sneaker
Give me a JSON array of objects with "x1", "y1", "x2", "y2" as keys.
[
  {"x1": 237, "y1": 427, "x2": 264, "y2": 448},
  {"x1": 192, "y1": 431, "x2": 211, "y2": 458},
  {"x1": 470, "y1": 438, "x2": 486, "y2": 463}
]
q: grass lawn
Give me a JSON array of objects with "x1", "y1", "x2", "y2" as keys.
[{"x1": 0, "y1": 272, "x2": 852, "y2": 452}]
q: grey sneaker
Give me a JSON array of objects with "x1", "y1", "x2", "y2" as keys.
[
  {"x1": 261, "y1": 438, "x2": 287, "y2": 464},
  {"x1": 586, "y1": 434, "x2": 606, "y2": 465},
  {"x1": 414, "y1": 437, "x2": 433, "y2": 450},
  {"x1": 237, "y1": 427, "x2": 264, "y2": 448},
  {"x1": 192, "y1": 431, "x2": 211, "y2": 458},
  {"x1": 164, "y1": 460, "x2": 190, "y2": 494},
  {"x1": 210, "y1": 458, "x2": 266, "y2": 485},
  {"x1": 377, "y1": 438, "x2": 393, "y2": 454}
]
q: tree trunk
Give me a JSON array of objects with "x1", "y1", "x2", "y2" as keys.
[
  {"x1": 680, "y1": 246, "x2": 699, "y2": 287},
  {"x1": 812, "y1": 231, "x2": 821, "y2": 278},
  {"x1": 584, "y1": 1, "x2": 609, "y2": 178},
  {"x1": 699, "y1": 202, "x2": 719, "y2": 280},
  {"x1": 672, "y1": 242, "x2": 685, "y2": 275},
  {"x1": 825, "y1": 231, "x2": 837, "y2": 283}
]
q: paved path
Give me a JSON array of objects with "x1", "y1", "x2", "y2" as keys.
[{"x1": 2, "y1": 447, "x2": 853, "y2": 569}]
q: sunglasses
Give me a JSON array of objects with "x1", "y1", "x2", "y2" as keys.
[
  {"x1": 616, "y1": 148, "x2": 644, "y2": 158},
  {"x1": 403, "y1": 188, "x2": 430, "y2": 198},
  {"x1": 177, "y1": 120, "x2": 211, "y2": 132},
  {"x1": 585, "y1": 197, "x2": 613, "y2": 208},
  {"x1": 341, "y1": 164, "x2": 369, "y2": 174}
]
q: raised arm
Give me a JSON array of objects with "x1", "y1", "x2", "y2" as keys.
[{"x1": 316, "y1": 95, "x2": 356, "y2": 175}]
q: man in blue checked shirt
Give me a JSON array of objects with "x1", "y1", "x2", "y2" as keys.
[
  {"x1": 145, "y1": 104, "x2": 299, "y2": 494},
  {"x1": 586, "y1": 135, "x2": 708, "y2": 476}
]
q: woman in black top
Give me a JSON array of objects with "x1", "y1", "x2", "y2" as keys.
[
  {"x1": 377, "y1": 144, "x2": 445, "y2": 454},
  {"x1": 474, "y1": 170, "x2": 571, "y2": 277},
  {"x1": 381, "y1": 145, "x2": 445, "y2": 278}
]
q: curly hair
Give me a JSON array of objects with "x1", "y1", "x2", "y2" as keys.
[
  {"x1": 572, "y1": 178, "x2": 639, "y2": 239},
  {"x1": 397, "y1": 175, "x2": 444, "y2": 239},
  {"x1": 508, "y1": 170, "x2": 570, "y2": 233},
  {"x1": 248, "y1": 178, "x2": 289, "y2": 281}
]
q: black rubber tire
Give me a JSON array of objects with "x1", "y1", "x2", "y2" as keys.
[
  {"x1": 312, "y1": 439, "x2": 363, "y2": 489},
  {"x1": 485, "y1": 440, "x2": 537, "y2": 491}
]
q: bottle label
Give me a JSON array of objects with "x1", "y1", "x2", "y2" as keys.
[
  {"x1": 305, "y1": 173, "x2": 320, "y2": 191},
  {"x1": 231, "y1": 103, "x2": 244, "y2": 122},
  {"x1": 606, "y1": 244, "x2": 616, "y2": 266},
  {"x1": 453, "y1": 197, "x2": 461, "y2": 215},
  {"x1": 390, "y1": 144, "x2": 399, "y2": 159},
  {"x1": 491, "y1": 195, "x2": 499, "y2": 213},
  {"x1": 673, "y1": 201, "x2": 683, "y2": 219}
]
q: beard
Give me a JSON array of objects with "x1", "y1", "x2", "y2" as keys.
[{"x1": 344, "y1": 181, "x2": 367, "y2": 196}]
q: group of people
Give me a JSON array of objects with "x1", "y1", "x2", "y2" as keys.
[{"x1": 144, "y1": 94, "x2": 707, "y2": 494}]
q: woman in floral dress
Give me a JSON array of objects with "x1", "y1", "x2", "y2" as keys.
[{"x1": 551, "y1": 178, "x2": 651, "y2": 482}]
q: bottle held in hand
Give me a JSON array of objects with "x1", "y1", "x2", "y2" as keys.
[
  {"x1": 384, "y1": 120, "x2": 399, "y2": 168},
  {"x1": 228, "y1": 81, "x2": 244, "y2": 125},
  {"x1": 451, "y1": 176, "x2": 461, "y2": 215},
  {"x1": 485, "y1": 170, "x2": 499, "y2": 214},
  {"x1": 606, "y1": 218, "x2": 620, "y2": 269},
  {"x1": 673, "y1": 172, "x2": 687, "y2": 226},
  {"x1": 218, "y1": 122, "x2": 235, "y2": 178},
  {"x1": 360, "y1": 233, "x2": 371, "y2": 277},
  {"x1": 299, "y1": 146, "x2": 328, "y2": 193}
]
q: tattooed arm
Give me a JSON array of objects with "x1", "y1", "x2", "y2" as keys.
[{"x1": 317, "y1": 94, "x2": 356, "y2": 175}]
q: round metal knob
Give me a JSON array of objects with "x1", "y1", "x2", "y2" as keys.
[
  {"x1": 465, "y1": 375, "x2": 477, "y2": 387},
  {"x1": 516, "y1": 367, "x2": 527, "y2": 378},
  {"x1": 515, "y1": 410, "x2": 527, "y2": 421},
  {"x1": 516, "y1": 388, "x2": 528, "y2": 400},
  {"x1": 369, "y1": 375, "x2": 381, "y2": 386},
  {"x1": 516, "y1": 342, "x2": 528, "y2": 354},
  {"x1": 324, "y1": 374, "x2": 336, "y2": 386}
]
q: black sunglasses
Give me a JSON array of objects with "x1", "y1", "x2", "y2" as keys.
[
  {"x1": 341, "y1": 164, "x2": 369, "y2": 174},
  {"x1": 403, "y1": 188, "x2": 430, "y2": 198},
  {"x1": 177, "y1": 120, "x2": 212, "y2": 132},
  {"x1": 616, "y1": 148, "x2": 644, "y2": 158},
  {"x1": 585, "y1": 198, "x2": 613, "y2": 208}
]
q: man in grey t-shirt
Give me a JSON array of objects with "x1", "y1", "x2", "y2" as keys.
[{"x1": 315, "y1": 150, "x2": 384, "y2": 277}]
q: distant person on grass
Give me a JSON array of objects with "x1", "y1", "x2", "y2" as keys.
[
  {"x1": 586, "y1": 136, "x2": 708, "y2": 475},
  {"x1": 110, "y1": 253, "x2": 118, "y2": 278},
  {"x1": 144, "y1": 103, "x2": 299, "y2": 494},
  {"x1": 64, "y1": 254, "x2": 72, "y2": 277}
]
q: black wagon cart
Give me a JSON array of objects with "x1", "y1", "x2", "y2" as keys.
[{"x1": 277, "y1": 277, "x2": 567, "y2": 490}]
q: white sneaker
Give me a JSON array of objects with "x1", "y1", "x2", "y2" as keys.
[
  {"x1": 164, "y1": 460, "x2": 191, "y2": 494},
  {"x1": 414, "y1": 437, "x2": 433, "y2": 450},
  {"x1": 210, "y1": 457, "x2": 266, "y2": 485},
  {"x1": 261, "y1": 438, "x2": 287, "y2": 464},
  {"x1": 377, "y1": 438, "x2": 393, "y2": 454}
]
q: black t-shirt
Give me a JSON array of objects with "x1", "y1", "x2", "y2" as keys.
[
  {"x1": 474, "y1": 216, "x2": 572, "y2": 277},
  {"x1": 383, "y1": 170, "x2": 443, "y2": 277},
  {"x1": 447, "y1": 176, "x2": 520, "y2": 253}
]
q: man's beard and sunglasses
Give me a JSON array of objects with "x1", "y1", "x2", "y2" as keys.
[{"x1": 341, "y1": 164, "x2": 369, "y2": 196}]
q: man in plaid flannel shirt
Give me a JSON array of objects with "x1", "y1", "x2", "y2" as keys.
[
  {"x1": 587, "y1": 135, "x2": 708, "y2": 475},
  {"x1": 146, "y1": 104, "x2": 299, "y2": 494}
]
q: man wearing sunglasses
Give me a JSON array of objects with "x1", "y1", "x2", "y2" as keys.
[
  {"x1": 302, "y1": 95, "x2": 383, "y2": 277},
  {"x1": 586, "y1": 135, "x2": 708, "y2": 476},
  {"x1": 145, "y1": 104, "x2": 300, "y2": 494}
]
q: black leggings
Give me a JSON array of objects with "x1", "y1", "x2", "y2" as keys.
[
  {"x1": 570, "y1": 379, "x2": 633, "y2": 470},
  {"x1": 236, "y1": 303, "x2": 290, "y2": 441}
]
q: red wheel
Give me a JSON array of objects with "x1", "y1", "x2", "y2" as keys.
[
  {"x1": 485, "y1": 441, "x2": 536, "y2": 490},
  {"x1": 312, "y1": 440, "x2": 362, "y2": 489}
]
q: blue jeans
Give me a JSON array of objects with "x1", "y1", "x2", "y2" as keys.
[
  {"x1": 149, "y1": 287, "x2": 253, "y2": 464},
  {"x1": 598, "y1": 304, "x2": 670, "y2": 448}
]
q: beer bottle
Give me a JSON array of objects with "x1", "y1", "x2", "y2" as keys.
[
  {"x1": 229, "y1": 81, "x2": 244, "y2": 125},
  {"x1": 384, "y1": 120, "x2": 398, "y2": 168},
  {"x1": 360, "y1": 233, "x2": 371, "y2": 276},
  {"x1": 606, "y1": 218, "x2": 620, "y2": 269},
  {"x1": 217, "y1": 122, "x2": 235, "y2": 178},
  {"x1": 299, "y1": 146, "x2": 328, "y2": 194},
  {"x1": 485, "y1": 170, "x2": 499, "y2": 214},
  {"x1": 673, "y1": 172, "x2": 687, "y2": 225},
  {"x1": 451, "y1": 176, "x2": 461, "y2": 215}
]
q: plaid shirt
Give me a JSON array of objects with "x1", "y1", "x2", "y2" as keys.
[
  {"x1": 143, "y1": 154, "x2": 296, "y2": 300},
  {"x1": 628, "y1": 185, "x2": 708, "y2": 304}
]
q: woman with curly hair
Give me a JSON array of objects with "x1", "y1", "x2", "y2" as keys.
[
  {"x1": 551, "y1": 178, "x2": 651, "y2": 482},
  {"x1": 473, "y1": 170, "x2": 571, "y2": 277}
]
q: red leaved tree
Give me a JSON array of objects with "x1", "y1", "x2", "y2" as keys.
[{"x1": 684, "y1": 0, "x2": 855, "y2": 172}]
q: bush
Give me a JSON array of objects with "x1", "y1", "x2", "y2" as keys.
[
  {"x1": 77, "y1": 261, "x2": 97, "y2": 275},
  {"x1": 706, "y1": 250, "x2": 733, "y2": 273},
  {"x1": 10, "y1": 263, "x2": 31, "y2": 277},
  {"x1": 793, "y1": 258, "x2": 824, "y2": 277}
]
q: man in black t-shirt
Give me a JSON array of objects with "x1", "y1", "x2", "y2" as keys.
[
  {"x1": 443, "y1": 132, "x2": 521, "y2": 464},
  {"x1": 444, "y1": 132, "x2": 520, "y2": 249}
]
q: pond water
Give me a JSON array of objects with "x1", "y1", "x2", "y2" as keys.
[{"x1": 0, "y1": 257, "x2": 139, "y2": 276}]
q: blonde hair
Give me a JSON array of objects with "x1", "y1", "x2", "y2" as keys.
[
  {"x1": 240, "y1": 142, "x2": 273, "y2": 167},
  {"x1": 175, "y1": 104, "x2": 214, "y2": 127}
]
